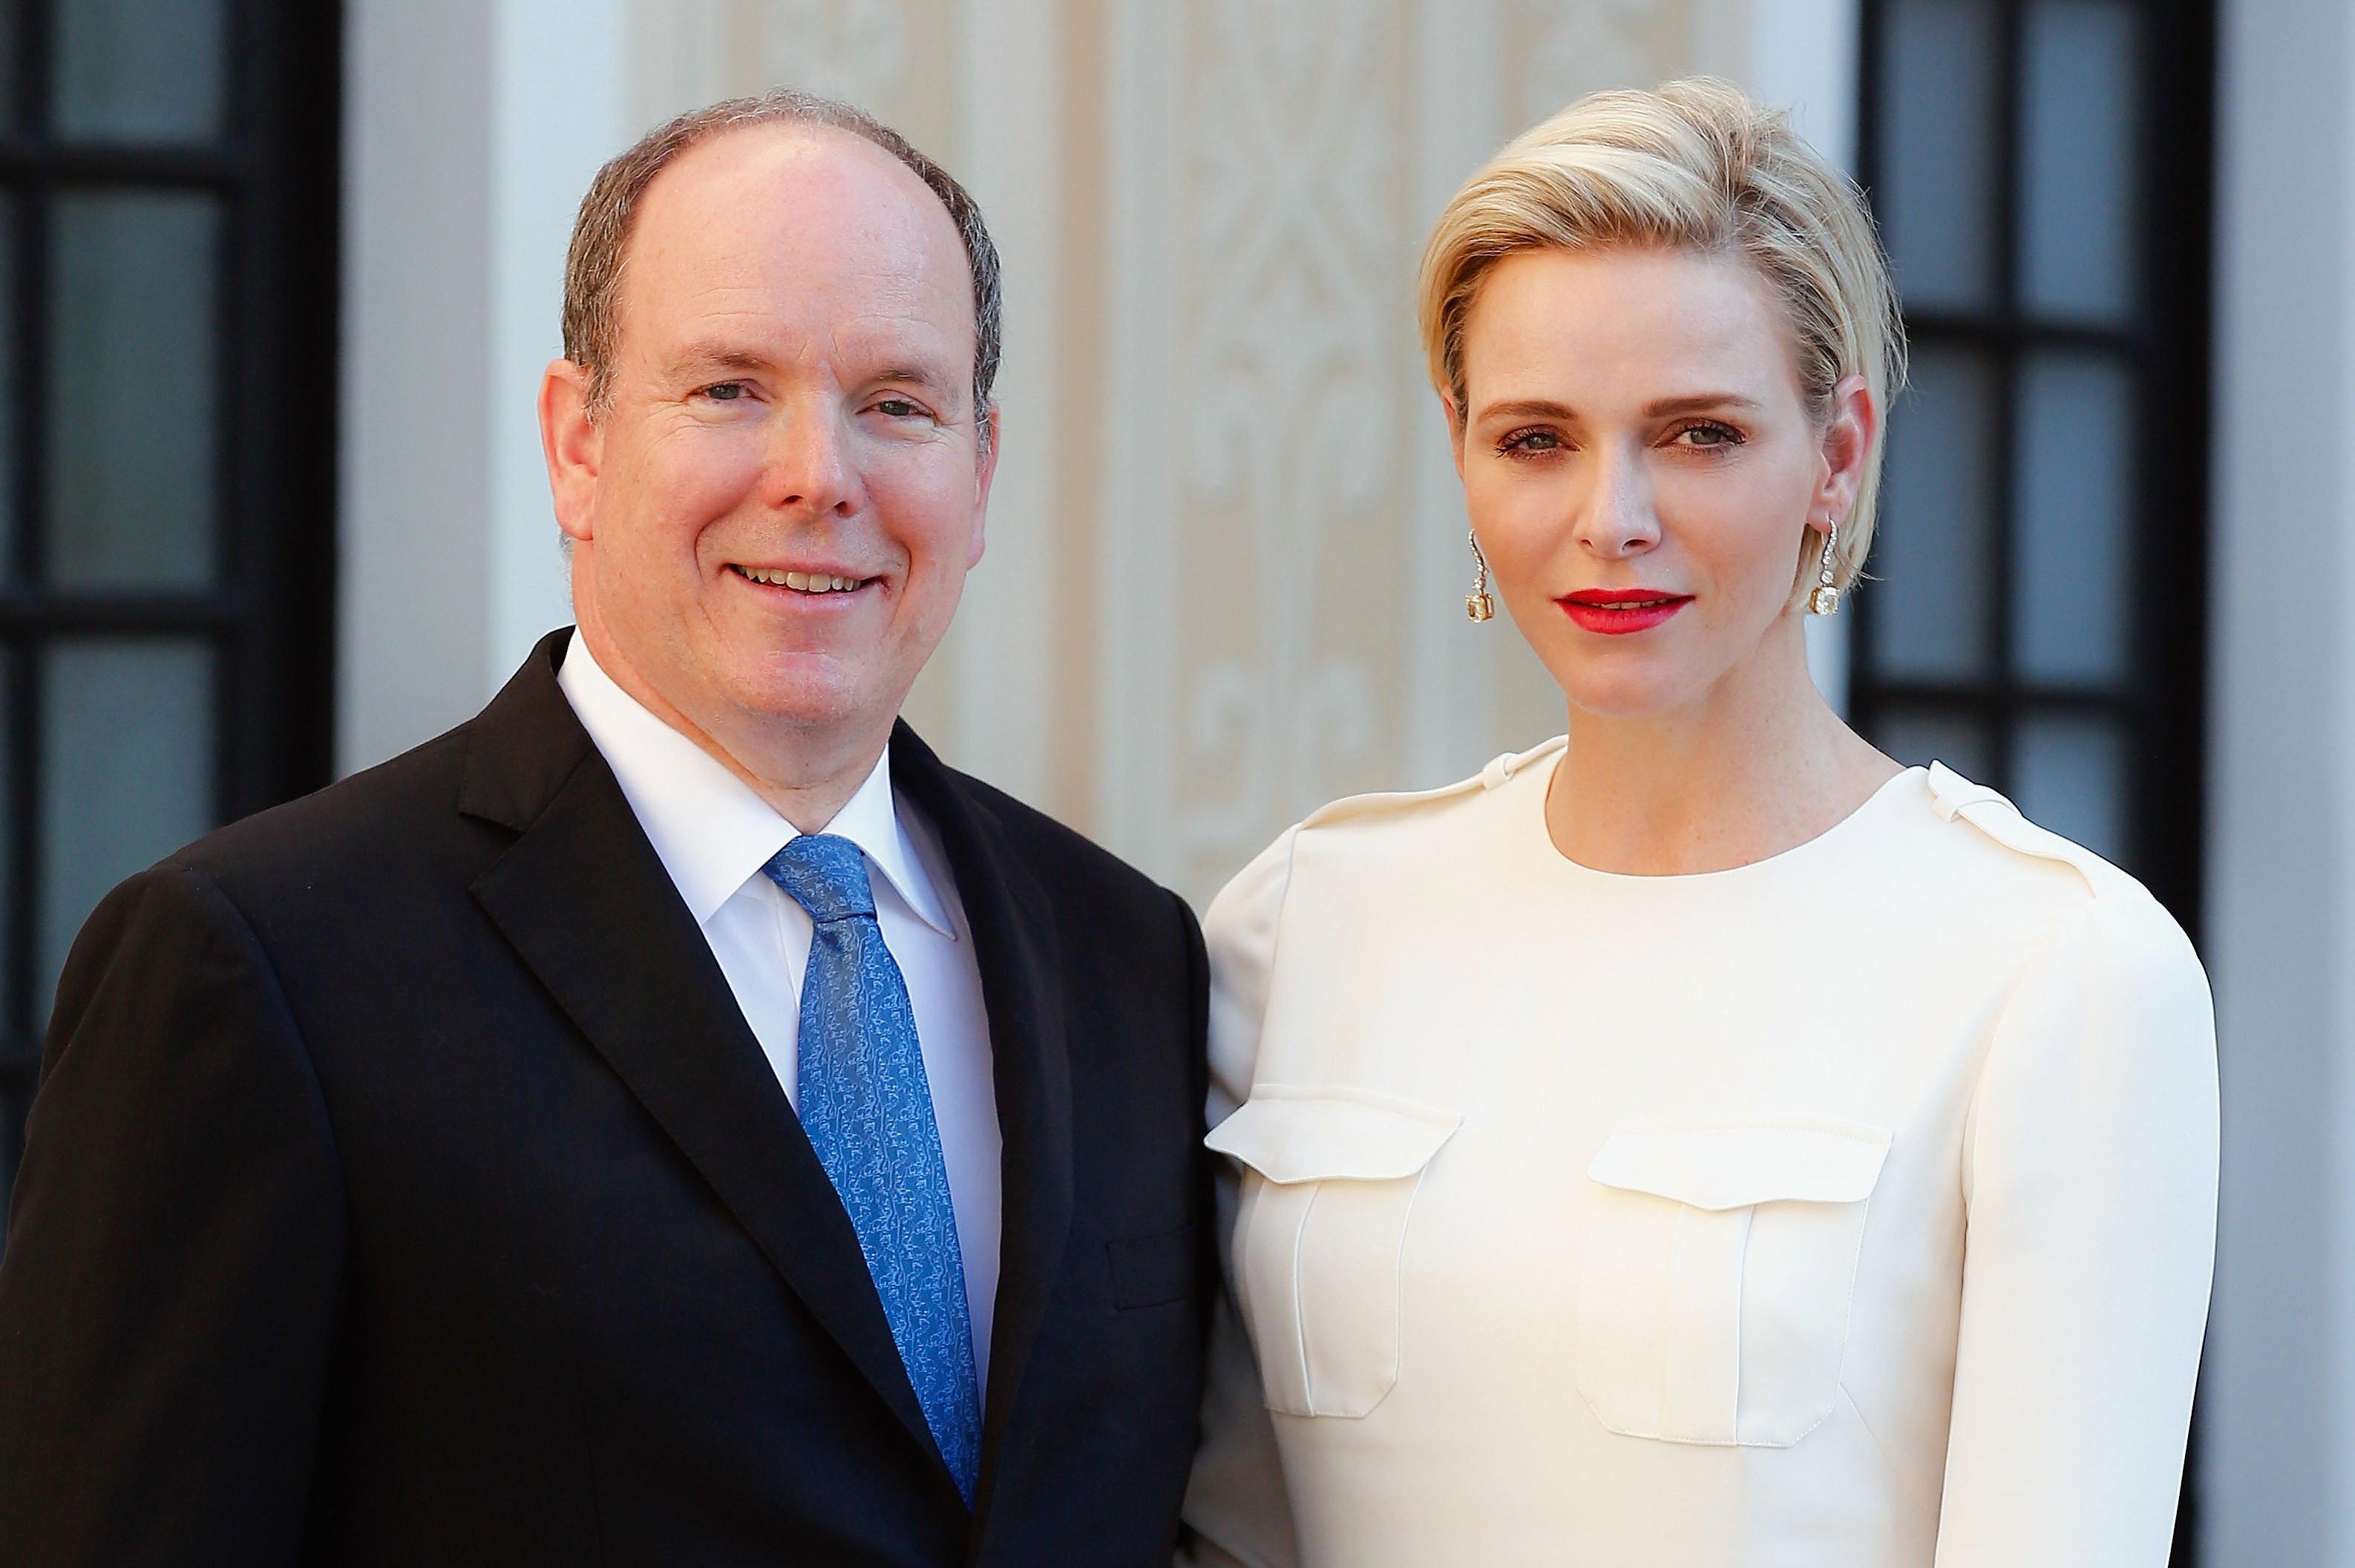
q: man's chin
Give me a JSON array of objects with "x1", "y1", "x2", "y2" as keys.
[{"x1": 719, "y1": 662, "x2": 897, "y2": 735}]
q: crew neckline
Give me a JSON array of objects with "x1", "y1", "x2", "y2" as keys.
[{"x1": 1526, "y1": 757, "x2": 1928, "y2": 885}]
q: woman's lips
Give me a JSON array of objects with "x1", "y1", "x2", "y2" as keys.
[{"x1": 1555, "y1": 588, "x2": 1693, "y2": 635}]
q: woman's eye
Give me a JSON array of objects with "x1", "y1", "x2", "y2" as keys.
[
  {"x1": 1677, "y1": 422, "x2": 1741, "y2": 448},
  {"x1": 1498, "y1": 428, "x2": 1561, "y2": 456}
]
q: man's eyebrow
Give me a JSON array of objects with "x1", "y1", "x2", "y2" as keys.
[
  {"x1": 671, "y1": 343, "x2": 770, "y2": 375},
  {"x1": 870, "y1": 364, "x2": 959, "y2": 398}
]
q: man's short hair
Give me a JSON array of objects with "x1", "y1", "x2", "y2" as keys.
[{"x1": 562, "y1": 89, "x2": 1003, "y2": 440}]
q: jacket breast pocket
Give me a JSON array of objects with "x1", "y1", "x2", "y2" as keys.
[
  {"x1": 1205, "y1": 1086, "x2": 1460, "y2": 1419},
  {"x1": 1575, "y1": 1116, "x2": 1891, "y2": 1448}
]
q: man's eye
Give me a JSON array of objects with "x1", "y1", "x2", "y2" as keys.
[
  {"x1": 702, "y1": 381, "x2": 749, "y2": 402},
  {"x1": 874, "y1": 398, "x2": 920, "y2": 418}
]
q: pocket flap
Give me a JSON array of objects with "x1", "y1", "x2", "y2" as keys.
[
  {"x1": 1205, "y1": 1085, "x2": 1460, "y2": 1184},
  {"x1": 1588, "y1": 1117, "x2": 1892, "y2": 1210}
]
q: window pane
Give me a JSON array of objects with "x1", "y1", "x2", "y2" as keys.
[
  {"x1": 53, "y1": 0, "x2": 228, "y2": 142},
  {"x1": 2019, "y1": 0, "x2": 2143, "y2": 321},
  {"x1": 1876, "y1": 706, "x2": 1993, "y2": 781},
  {"x1": 2014, "y1": 713, "x2": 2128, "y2": 862},
  {"x1": 38, "y1": 640, "x2": 214, "y2": 1017},
  {"x1": 48, "y1": 191, "x2": 220, "y2": 589},
  {"x1": 0, "y1": 653, "x2": 13, "y2": 1008},
  {"x1": 1871, "y1": 347, "x2": 1999, "y2": 679},
  {"x1": 1879, "y1": 0, "x2": 2002, "y2": 312},
  {"x1": 2014, "y1": 352, "x2": 2134, "y2": 683},
  {"x1": 0, "y1": 1, "x2": 19, "y2": 134},
  {"x1": 0, "y1": 196, "x2": 19, "y2": 577}
]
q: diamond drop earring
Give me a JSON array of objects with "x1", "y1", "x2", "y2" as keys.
[
  {"x1": 1465, "y1": 529, "x2": 1495, "y2": 622},
  {"x1": 1807, "y1": 519, "x2": 1841, "y2": 615}
]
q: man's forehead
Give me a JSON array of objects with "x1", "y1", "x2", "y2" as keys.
[
  {"x1": 614, "y1": 122, "x2": 973, "y2": 348},
  {"x1": 633, "y1": 124, "x2": 961, "y2": 283},
  {"x1": 667, "y1": 311, "x2": 963, "y2": 386}
]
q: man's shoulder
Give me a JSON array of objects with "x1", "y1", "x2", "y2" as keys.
[
  {"x1": 179, "y1": 635, "x2": 593, "y2": 905},
  {"x1": 172, "y1": 719, "x2": 508, "y2": 907},
  {"x1": 930, "y1": 764, "x2": 1184, "y2": 924}
]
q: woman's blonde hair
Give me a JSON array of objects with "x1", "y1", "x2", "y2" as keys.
[{"x1": 1417, "y1": 77, "x2": 1905, "y2": 593}]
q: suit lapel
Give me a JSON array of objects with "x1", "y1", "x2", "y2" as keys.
[
  {"x1": 459, "y1": 634, "x2": 956, "y2": 1501},
  {"x1": 887, "y1": 725, "x2": 1076, "y2": 1535}
]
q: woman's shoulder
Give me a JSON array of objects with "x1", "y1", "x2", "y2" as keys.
[
  {"x1": 1202, "y1": 738, "x2": 1562, "y2": 957},
  {"x1": 1896, "y1": 763, "x2": 2201, "y2": 985},
  {"x1": 1291, "y1": 736, "x2": 1565, "y2": 839}
]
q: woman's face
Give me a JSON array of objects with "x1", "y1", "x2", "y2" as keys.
[{"x1": 1452, "y1": 244, "x2": 1867, "y2": 721}]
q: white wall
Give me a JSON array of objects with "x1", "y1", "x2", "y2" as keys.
[
  {"x1": 338, "y1": 0, "x2": 632, "y2": 774},
  {"x1": 2204, "y1": 0, "x2": 2355, "y2": 1559},
  {"x1": 338, "y1": 0, "x2": 495, "y2": 772},
  {"x1": 1750, "y1": 0, "x2": 1860, "y2": 714}
]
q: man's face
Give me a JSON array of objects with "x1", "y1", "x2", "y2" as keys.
[{"x1": 548, "y1": 125, "x2": 994, "y2": 755}]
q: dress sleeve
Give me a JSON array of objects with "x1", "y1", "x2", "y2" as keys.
[
  {"x1": 1933, "y1": 889, "x2": 2218, "y2": 1567},
  {"x1": 1179, "y1": 830, "x2": 1303, "y2": 1568}
]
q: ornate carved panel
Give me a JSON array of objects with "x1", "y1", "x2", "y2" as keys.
[
  {"x1": 629, "y1": 0, "x2": 956, "y2": 157},
  {"x1": 1164, "y1": 0, "x2": 1415, "y2": 898},
  {"x1": 609, "y1": 0, "x2": 1720, "y2": 902},
  {"x1": 1510, "y1": 0, "x2": 1700, "y2": 125}
]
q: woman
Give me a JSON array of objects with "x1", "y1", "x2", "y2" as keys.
[{"x1": 1180, "y1": 79, "x2": 2216, "y2": 1567}]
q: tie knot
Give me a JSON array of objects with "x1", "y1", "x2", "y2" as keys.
[{"x1": 763, "y1": 834, "x2": 877, "y2": 924}]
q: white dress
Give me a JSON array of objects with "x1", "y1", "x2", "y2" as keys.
[{"x1": 1182, "y1": 742, "x2": 2218, "y2": 1568}]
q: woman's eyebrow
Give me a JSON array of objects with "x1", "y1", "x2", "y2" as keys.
[
  {"x1": 1645, "y1": 393, "x2": 1762, "y2": 417},
  {"x1": 1477, "y1": 397, "x2": 1579, "y2": 422}
]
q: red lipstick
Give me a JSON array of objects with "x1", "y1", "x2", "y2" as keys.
[{"x1": 1556, "y1": 588, "x2": 1692, "y2": 635}]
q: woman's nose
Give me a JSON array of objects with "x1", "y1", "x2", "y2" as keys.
[{"x1": 1576, "y1": 447, "x2": 1660, "y2": 557}]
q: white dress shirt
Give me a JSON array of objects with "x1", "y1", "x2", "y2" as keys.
[
  {"x1": 558, "y1": 637, "x2": 1001, "y2": 1382},
  {"x1": 1184, "y1": 743, "x2": 2218, "y2": 1567}
]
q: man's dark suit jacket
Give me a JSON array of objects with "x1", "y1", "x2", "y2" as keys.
[{"x1": 0, "y1": 630, "x2": 1214, "y2": 1567}]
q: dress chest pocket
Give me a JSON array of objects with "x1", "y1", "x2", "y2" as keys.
[
  {"x1": 1205, "y1": 1086, "x2": 1460, "y2": 1419},
  {"x1": 1576, "y1": 1116, "x2": 1892, "y2": 1449}
]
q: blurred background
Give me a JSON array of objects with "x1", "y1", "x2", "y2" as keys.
[{"x1": 0, "y1": 0, "x2": 2336, "y2": 1559}]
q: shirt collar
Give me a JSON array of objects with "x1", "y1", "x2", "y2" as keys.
[{"x1": 556, "y1": 634, "x2": 957, "y2": 938}]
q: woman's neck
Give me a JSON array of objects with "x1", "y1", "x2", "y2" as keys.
[{"x1": 1545, "y1": 629, "x2": 1900, "y2": 876}]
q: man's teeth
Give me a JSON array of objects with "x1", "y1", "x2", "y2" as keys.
[{"x1": 738, "y1": 567, "x2": 862, "y2": 592}]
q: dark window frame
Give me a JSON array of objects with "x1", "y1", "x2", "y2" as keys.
[
  {"x1": 1853, "y1": 1, "x2": 2216, "y2": 1561},
  {"x1": 1853, "y1": 0, "x2": 2213, "y2": 926},
  {"x1": 0, "y1": 0, "x2": 341, "y2": 1203}
]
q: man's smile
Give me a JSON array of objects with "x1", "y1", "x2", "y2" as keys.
[{"x1": 727, "y1": 562, "x2": 877, "y2": 595}]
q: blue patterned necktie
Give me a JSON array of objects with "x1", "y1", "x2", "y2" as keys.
[{"x1": 764, "y1": 833, "x2": 983, "y2": 1503}]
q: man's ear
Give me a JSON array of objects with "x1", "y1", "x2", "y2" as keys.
[
  {"x1": 541, "y1": 358, "x2": 603, "y2": 545},
  {"x1": 966, "y1": 401, "x2": 1001, "y2": 570}
]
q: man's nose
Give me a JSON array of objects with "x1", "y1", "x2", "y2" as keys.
[
  {"x1": 762, "y1": 396, "x2": 859, "y2": 516},
  {"x1": 1576, "y1": 445, "x2": 1660, "y2": 558}
]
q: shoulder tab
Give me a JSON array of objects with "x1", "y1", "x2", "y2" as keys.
[
  {"x1": 1480, "y1": 735, "x2": 1568, "y2": 790},
  {"x1": 1300, "y1": 737, "x2": 1567, "y2": 830},
  {"x1": 1925, "y1": 762, "x2": 2106, "y2": 897}
]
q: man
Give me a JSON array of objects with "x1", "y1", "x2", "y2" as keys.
[{"x1": 0, "y1": 92, "x2": 1212, "y2": 1565}]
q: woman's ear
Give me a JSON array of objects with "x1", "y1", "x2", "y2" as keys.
[
  {"x1": 1817, "y1": 373, "x2": 1878, "y2": 525},
  {"x1": 1445, "y1": 390, "x2": 1469, "y2": 483}
]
